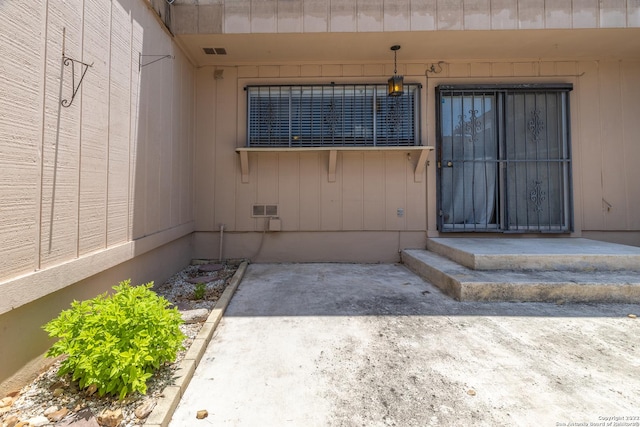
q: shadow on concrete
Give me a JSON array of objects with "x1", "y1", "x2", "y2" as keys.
[{"x1": 224, "y1": 263, "x2": 639, "y2": 319}]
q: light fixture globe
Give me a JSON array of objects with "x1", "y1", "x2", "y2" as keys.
[{"x1": 388, "y1": 45, "x2": 404, "y2": 96}]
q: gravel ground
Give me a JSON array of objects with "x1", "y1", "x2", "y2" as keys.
[{"x1": 0, "y1": 261, "x2": 241, "y2": 427}]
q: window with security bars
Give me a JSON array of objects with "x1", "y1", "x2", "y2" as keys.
[{"x1": 246, "y1": 84, "x2": 420, "y2": 147}]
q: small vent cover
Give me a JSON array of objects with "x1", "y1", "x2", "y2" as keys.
[
  {"x1": 203, "y1": 47, "x2": 227, "y2": 55},
  {"x1": 252, "y1": 204, "x2": 278, "y2": 217}
]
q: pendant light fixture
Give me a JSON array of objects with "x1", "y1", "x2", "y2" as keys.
[{"x1": 387, "y1": 45, "x2": 403, "y2": 96}]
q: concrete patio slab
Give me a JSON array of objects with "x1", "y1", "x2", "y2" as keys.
[{"x1": 168, "y1": 263, "x2": 640, "y2": 426}]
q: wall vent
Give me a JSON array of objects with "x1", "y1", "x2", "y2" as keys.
[
  {"x1": 252, "y1": 204, "x2": 278, "y2": 217},
  {"x1": 203, "y1": 47, "x2": 227, "y2": 55}
]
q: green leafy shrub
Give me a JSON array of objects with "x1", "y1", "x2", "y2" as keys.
[
  {"x1": 43, "y1": 280, "x2": 185, "y2": 399},
  {"x1": 193, "y1": 282, "x2": 206, "y2": 300}
]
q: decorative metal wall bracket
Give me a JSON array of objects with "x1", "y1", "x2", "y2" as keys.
[
  {"x1": 61, "y1": 55, "x2": 93, "y2": 108},
  {"x1": 139, "y1": 53, "x2": 174, "y2": 71}
]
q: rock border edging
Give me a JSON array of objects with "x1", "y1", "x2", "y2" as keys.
[{"x1": 142, "y1": 261, "x2": 249, "y2": 427}]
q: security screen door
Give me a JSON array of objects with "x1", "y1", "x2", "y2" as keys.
[{"x1": 436, "y1": 84, "x2": 573, "y2": 232}]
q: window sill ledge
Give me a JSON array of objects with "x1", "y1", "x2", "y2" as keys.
[{"x1": 236, "y1": 146, "x2": 434, "y2": 183}]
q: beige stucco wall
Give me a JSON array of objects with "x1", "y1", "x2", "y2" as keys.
[{"x1": 0, "y1": 0, "x2": 195, "y2": 391}]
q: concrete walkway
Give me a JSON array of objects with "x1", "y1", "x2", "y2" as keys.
[{"x1": 169, "y1": 263, "x2": 640, "y2": 426}]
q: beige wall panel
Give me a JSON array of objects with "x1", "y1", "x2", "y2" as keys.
[
  {"x1": 341, "y1": 152, "x2": 364, "y2": 230},
  {"x1": 576, "y1": 61, "x2": 605, "y2": 230},
  {"x1": 278, "y1": 0, "x2": 303, "y2": 33},
  {"x1": 437, "y1": 0, "x2": 464, "y2": 30},
  {"x1": 132, "y1": 51, "x2": 149, "y2": 240},
  {"x1": 256, "y1": 153, "x2": 279, "y2": 204},
  {"x1": 224, "y1": 0, "x2": 251, "y2": 33},
  {"x1": 518, "y1": 0, "x2": 544, "y2": 29},
  {"x1": 277, "y1": 153, "x2": 300, "y2": 231},
  {"x1": 357, "y1": 0, "x2": 384, "y2": 32},
  {"x1": 621, "y1": 61, "x2": 640, "y2": 229},
  {"x1": 598, "y1": 61, "x2": 628, "y2": 229},
  {"x1": 539, "y1": 61, "x2": 557, "y2": 76},
  {"x1": 463, "y1": 0, "x2": 491, "y2": 30},
  {"x1": 235, "y1": 154, "x2": 258, "y2": 231},
  {"x1": 491, "y1": 62, "x2": 513, "y2": 76},
  {"x1": 238, "y1": 66, "x2": 259, "y2": 78},
  {"x1": 406, "y1": 63, "x2": 427, "y2": 76},
  {"x1": 299, "y1": 152, "x2": 321, "y2": 230},
  {"x1": 158, "y1": 63, "x2": 175, "y2": 232},
  {"x1": 280, "y1": 65, "x2": 301, "y2": 77},
  {"x1": 39, "y1": 0, "x2": 82, "y2": 268},
  {"x1": 0, "y1": 1, "x2": 44, "y2": 280},
  {"x1": 406, "y1": 155, "x2": 427, "y2": 230},
  {"x1": 301, "y1": 64, "x2": 322, "y2": 76},
  {"x1": 470, "y1": 62, "x2": 492, "y2": 76},
  {"x1": 491, "y1": 0, "x2": 518, "y2": 29},
  {"x1": 513, "y1": 62, "x2": 536, "y2": 76},
  {"x1": 556, "y1": 61, "x2": 577, "y2": 76},
  {"x1": 303, "y1": 0, "x2": 329, "y2": 32},
  {"x1": 170, "y1": 60, "x2": 183, "y2": 227},
  {"x1": 600, "y1": 0, "x2": 627, "y2": 28},
  {"x1": 545, "y1": 0, "x2": 572, "y2": 29},
  {"x1": 448, "y1": 62, "x2": 470, "y2": 77},
  {"x1": 181, "y1": 64, "x2": 195, "y2": 225},
  {"x1": 320, "y1": 153, "x2": 343, "y2": 230},
  {"x1": 107, "y1": 1, "x2": 133, "y2": 246},
  {"x1": 343, "y1": 64, "x2": 363, "y2": 77},
  {"x1": 364, "y1": 64, "x2": 384, "y2": 76},
  {"x1": 322, "y1": 64, "x2": 342, "y2": 77},
  {"x1": 363, "y1": 152, "x2": 386, "y2": 230},
  {"x1": 252, "y1": 0, "x2": 277, "y2": 33},
  {"x1": 194, "y1": 70, "x2": 216, "y2": 230},
  {"x1": 78, "y1": 0, "x2": 110, "y2": 255},
  {"x1": 410, "y1": 0, "x2": 436, "y2": 30},
  {"x1": 383, "y1": 0, "x2": 410, "y2": 31},
  {"x1": 330, "y1": 0, "x2": 357, "y2": 32},
  {"x1": 259, "y1": 66, "x2": 280, "y2": 78},
  {"x1": 214, "y1": 70, "x2": 239, "y2": 230},
  {"x1": 384, "y1": 153, "x2": 407, "y2": 230},
  {"x1": 572, "y1": 0, "x2": 598, "y2": 28},
  {"x1": 629, "y1": 1, "x2": 640, "y2": 27}
]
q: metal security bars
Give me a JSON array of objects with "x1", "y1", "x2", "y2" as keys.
[
  {"x1": 436, "y1": 84, "x2": 573, "y2": 233},
  {"x1": 246, "y1": 84, "x2": 420, "y2": 147}
]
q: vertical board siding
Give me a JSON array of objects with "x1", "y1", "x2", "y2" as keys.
[
  {"x1": 621, "y1": 61, "x2": 640, "y2": 229},
  {"x1": 79, "y1": 0, "x2": 110, "y2": 256},
  {"x1": 39, "y1": 0, "x2": 82, "y2": 269},
  {"x1": 0, "y1": 2, "x2": 44, "y2": 281},
  {"x1": 0, "y1": 0, "x2": 195, "y2": 283}
]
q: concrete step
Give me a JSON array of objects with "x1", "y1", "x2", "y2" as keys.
[
  {"x1": 427, "y1": 238, "x2": 640, "y2": 271},
  {"x1": 402, "y1": 249, "x2": 640, "y2": 303}
]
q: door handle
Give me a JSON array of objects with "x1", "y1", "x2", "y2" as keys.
[{"x1": 446, "y1": 161, "x2": 453, "y2": 167}]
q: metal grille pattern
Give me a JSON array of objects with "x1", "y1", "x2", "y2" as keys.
[
  {"x1": 247, "y1": 84, "x2": 419, "y2": 147},
  {"x1": 436, "y1": 84, "x2": 573, "y2": 233}
]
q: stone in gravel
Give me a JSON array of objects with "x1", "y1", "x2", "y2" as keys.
[
  {"x1": 134, "y1": 399, "x2": 156, "y2": 419},
  {"x1": 628, "y1": 314, "x2": 637, "y2": 319},
  {"x1": 198, "y1": 263, "x2": 223, "y2": 272},
  {"x1": 97, "y1": 408, "x2": 122, "y2": 427},
  {"x1": 3, "y1": 414, "x2": 19, "y2": 427},
  {"x1": 47, "y1": 406, "x2": 70, "y2": 422},
  {"x1": 0, "y1": 396, "x2": 15, "y2": 407},
  {"x1": 26, "y1": 415, "x2": 50, "y2": 426},
  {"x1": 181, "y1": 308, "x2": 210, "y2": 324},
  {"x1": 44, "y1": 405, "x2": 59, "y2": 416},
  {"x1": 196, "y1": 409, "x2": 209, "y2": 419},
  {"x1": 53, "y1": 387, "x2": 65, "y2": 397}
]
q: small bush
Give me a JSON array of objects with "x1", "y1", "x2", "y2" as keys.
[
  {"x1": 43, "y1": 280, "x2": 185, "y2": 399},
  {"x1": 193, "y1": 282, "x2": 206, "y2": 300}
]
